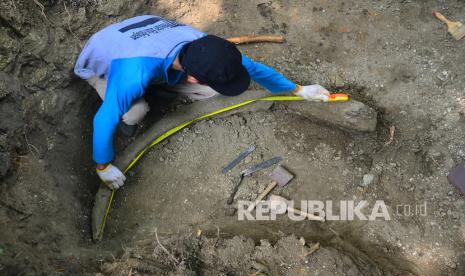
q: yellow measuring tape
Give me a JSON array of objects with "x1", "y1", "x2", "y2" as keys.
[{"x1": 97, "y1": 94, "x2": 347, "y2": 239}]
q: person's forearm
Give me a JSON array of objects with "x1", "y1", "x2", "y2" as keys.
[{"x1": 242, "y1": 56, "x2": 297, "y2": 93}]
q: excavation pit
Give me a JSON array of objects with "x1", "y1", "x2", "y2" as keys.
[{"x1": 98, "y1": 103, "x2": 422, "y2": 274}]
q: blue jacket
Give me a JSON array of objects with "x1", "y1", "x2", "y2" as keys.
[{"x1": 74, "y1": 15, "x2": 297, "y2": 164}]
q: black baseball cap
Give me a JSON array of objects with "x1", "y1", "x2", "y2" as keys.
[{"x1": 179, "y1": 35, "x2": 250, "y2": 96}]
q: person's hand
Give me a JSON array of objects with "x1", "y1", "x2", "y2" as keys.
[
  {"x1": 294, "y1": 85, "x2": 330, "y2": 102},
  {"x1": 96, "y1": 164, "x2": 126, "y2": 189}
]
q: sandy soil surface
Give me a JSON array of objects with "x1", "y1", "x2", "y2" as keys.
[{"x1": 1, "y1": 0, "x2": 465, "y2": 275}]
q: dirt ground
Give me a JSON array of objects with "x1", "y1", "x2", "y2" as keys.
[
  {"x1": 101, "y1": 234, "x2": 362, "y2": 275},
  {"x1": 1, "y1": 0, "x2": 465, "y2": 275}
]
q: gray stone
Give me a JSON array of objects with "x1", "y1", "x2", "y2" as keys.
[
  {"x1": 0, "y1": 134, "x2": 7, "y2": 151},
  {"x1": 0, "y1": 72, "x2": 21, "y2": 99},
  {"x1": 283, "y1": 99, "x2": 377, "y2": 132},
  {"x1": 360, "y1": 173, "x2": 378, "y2": 187},
  {"x1": 97, "y1": 1, "x2": 128, "y2": 16},
  {"x1": 244, "y1": 156, "x2": 253, "y2": 164}
]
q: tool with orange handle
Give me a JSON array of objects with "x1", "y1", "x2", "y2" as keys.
[
  {"x1": 328, "y1": 93, "x2": 349, "y2": 102},
  {"x1": 433, "y1": 11, "x2": 465, "y2": 41}
]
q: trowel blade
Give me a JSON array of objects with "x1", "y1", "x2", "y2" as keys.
[
  {"x1": 241, "y1": 156, "x2": 283, "y2": 177},
  {"x1": 222, "y1": 145, "x2": 255, "y2": 173}
]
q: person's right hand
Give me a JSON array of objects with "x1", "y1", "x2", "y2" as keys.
[
  {"x1": 96, "y1": 164, "x2": 126, "y2": 189},
  {"x1": 294, "y1": 84, "x2": 330, "y2": 102}
]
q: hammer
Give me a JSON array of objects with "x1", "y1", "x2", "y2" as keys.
[
  {"x1": 270, "y1": 195, "x2": 325, "y2": 221},
  {"x1": 247, "y1": 165, "x2": 294, "y2": 212}
]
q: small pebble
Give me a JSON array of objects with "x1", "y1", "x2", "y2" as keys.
[{"x1": 360, "y1": 174, "x2": 377, "y2": 187}]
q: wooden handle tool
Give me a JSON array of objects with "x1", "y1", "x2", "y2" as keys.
[
  {"x1": 248, "y1": 165, "x2": 294, "y2": 212},
  {"x1": 269, "y1": 195, "x2": 325, "y2": 221},
  {"x1": 434, "y1": 11, "x2": 456, "y2": 28},
  {"x1": 287, "y1": 206, "x2": 325, "y2": 221},
  {"x1": 433, "y1": 11, "x2": 465, "y2": 40},
  {"x1": 227, "y1": 35, "x2": 285, "y2": 45},
  {"x1": 247, "y1": 181, "x2": 277, "y2": 212}
]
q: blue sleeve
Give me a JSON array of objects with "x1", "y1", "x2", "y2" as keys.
[
  {"x1": 92, "y1": 57, "x2": 163, "y2": 164},
  {"x1": 242, "y1": 55, "x2": 297, "y2": 93}
]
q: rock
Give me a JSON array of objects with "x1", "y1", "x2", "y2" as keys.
[
  {"x1": 0, "y1": 16, "x2": 21, "y2": 71},
  {"x1": 342, "y1": 169, "x2": 349, "y2": 176},
  {"x1": 224, "y1": 206, "x2": 237, "y2": 216},
  {"x1": 0, "y1": 1, "x2": 23, "y2": 32},
  {"x1": 446, "y1": 260, "x2": 457, "y2": 269},
  {"x1": 437, "y1": 71, "x2": 448, "y2": 82},
  {"x1": 284, "y1": 99, "x2": 377, "y2": 132},
  {"x1": 0, "y1": 134, "x2": 7, "y2": 150},
  {"x1": 360, "y1": 173, "x2": 378, "y2": 187},
  {"x1": 331, "y1": 74, "x2": 345, "y2": 87},
  {"x1": 0, "y1": 72, "x2": 21, "y2": 99},
  {"x1": 96, "y1": 1, "x2": 127, "y2": 16},
  {"x1": 0, "y1": 151, "x2": 10, "y2": 178}
]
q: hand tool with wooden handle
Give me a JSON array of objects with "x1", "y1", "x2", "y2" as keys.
[
  {"x1": 433, "y1": 11, "x2": 465, "y2": 40},
  {"x1": 247, "y1": 165, "x2": 294, "y2": 212},
  {"x1": 227, "y1": 35, "x2": 285, "y2": 44},
  {"x1": 269, "y1": 195, "x2": 325, "y2": 221},
  {"x1": 227, "y1": 156, "x2": 283, "y2": 205}
]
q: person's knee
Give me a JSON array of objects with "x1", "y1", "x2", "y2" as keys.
[
  {"x1": 87, "y1": 76, "x2": 107, "y2": 99},
  {"x1": 122, "y1": 100, "x2": 149, "y2": 125},
  {"x1": 186, "y1": 85, "x2": 219, "y2": 101},
  {"x1": 168, "y1": 83, "x2": 219, "y2": 101},
  {"x1": 196, "y1": 87, "x2": 219, "y2": 100}
]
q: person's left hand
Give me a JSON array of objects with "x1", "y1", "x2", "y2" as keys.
[
  {"x1": 294, "y1": 85, "x2": 330, "y2": 102},
  {"x1": 96, "y1": 164, "x2": 126, "y2": 190}
]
